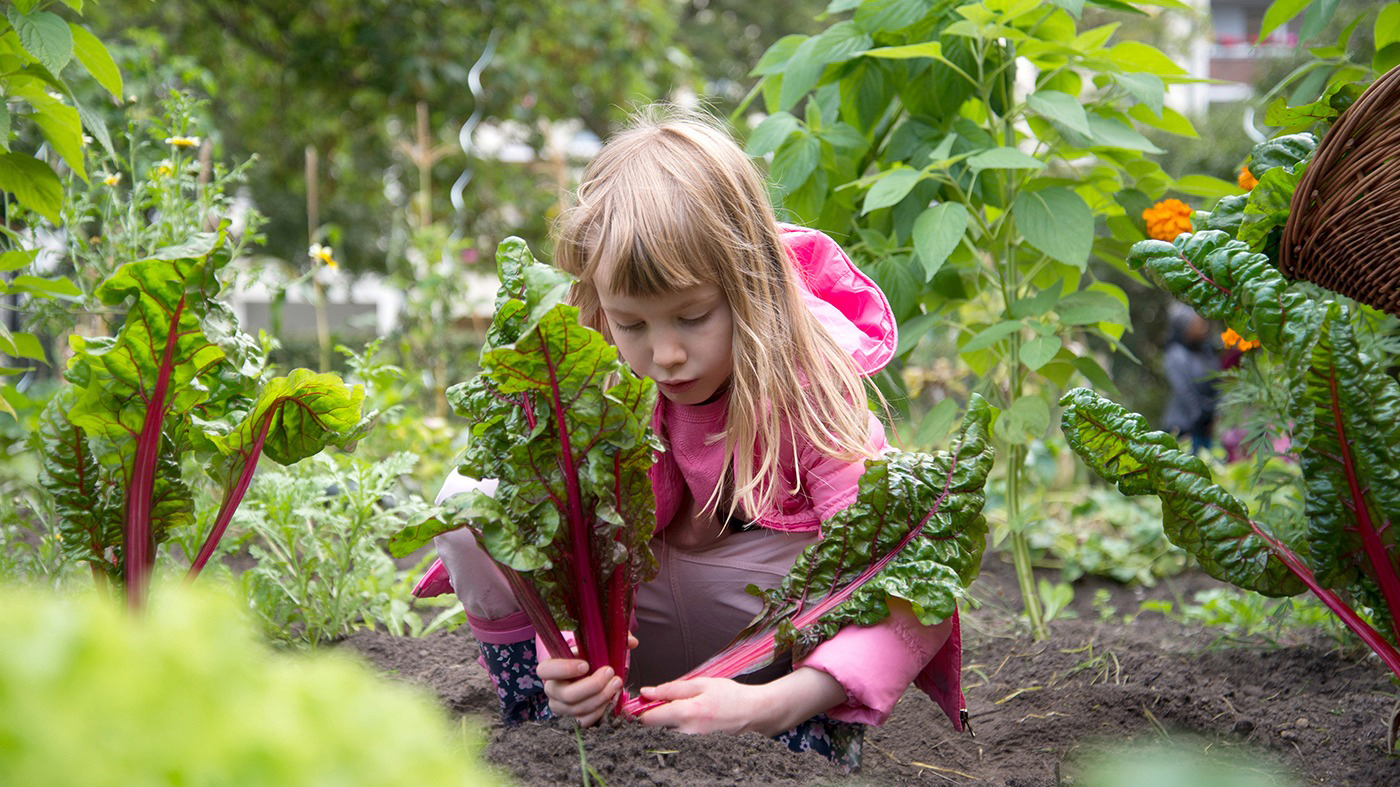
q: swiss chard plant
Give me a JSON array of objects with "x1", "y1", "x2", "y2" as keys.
[
  {"x1": 38, "y1": 227, "x2": 371, "y2": 608},
  {"x1": 1059, "y1": 121, "x2": 1400, "y2": 685},
  {"x1": 392, "y1": 238, "x2": 993, "y2": 717},
  {"x1": 391, "y1": 237, "x2": 662, "y2": 691}
]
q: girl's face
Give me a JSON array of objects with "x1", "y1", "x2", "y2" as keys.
[{"x1": 594, "y1": 273, "x2": 735, "y2": 405}]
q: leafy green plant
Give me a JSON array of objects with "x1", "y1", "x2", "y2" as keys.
[
  {"x1": 37, "y1": 226, "x2": 372, "y2": 608},
  {"x1": 1059, "y1": 218, "x2": 1400, "y2": 681},
  {"x1": 746, "y1": 0, "x2": 1208, "y2": 638},
  {"x1": 1029, "y1": 486, "x2": 1188, "y2": 586},
  {"x1": 0, "y1": 584, "x2": 499, "y2": 786},
  {"x1": 226, "y1": 450, "x2": 442, "y2": 648},
  {"x1": 1140, "y1": 587, "x2": 1345, "y2": 643},
  {"x1": 0, "y1": 1, "x2": 125, "y2": 417},
  {"x1": 393, "y1": 237, "x2": 662, "y2": 693}
]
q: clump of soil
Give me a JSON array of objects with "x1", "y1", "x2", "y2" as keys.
[{"x1": 343, "y1": 558, "x2": 1400, "y2": 785}]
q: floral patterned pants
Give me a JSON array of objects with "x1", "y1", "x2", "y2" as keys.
[{"x1": 477, "y1": 640, "x2": 865, "y2": 770}]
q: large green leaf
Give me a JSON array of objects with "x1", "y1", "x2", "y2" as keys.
[
  {"x1": 61, "y1": 232, "x2": 230, "y2": 601},
  {"x1": 187, "y1": 369, "x2": 368, "y2": 578},
  {"x1": 68, "y1": 22, "x2": 121, "y2": 98},
  {"x1": 1013, "y1": 187, "x2": 1093, "y2": 268},
  {"x1": 684, "y1": 397, "x2": 991, "y2": 676},
  {"x1": 912, "y1": 202, "x2": 969, "y2": 280},
  {"x1": 1059, "y1": 388, "x2": 1305, "y2": 596},
  {"x1": 8, "y1": 9, "x2": 71, "y2": 76},
  {"x1": 1127, "y1": 231, "x2": 1324, "y2": 447},
  {"x1": 0, "y1": 151, "x2": 62, "y2": 223},
  {"x1": 67, "y1": 232, "x2": 230, "y2": 448},
  {"x1": 208, "y1": 370, "x2": 367, "y2": 467}
]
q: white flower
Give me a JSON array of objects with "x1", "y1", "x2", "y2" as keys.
[
  {"x1": 309, "y1": 243, "x2": 337, "y2": 269},
  {"x1": 165, "y1": 135, "x2": 200, "y2": 148},
  {"x1": 101, "y1": 172, "x2": 121, "y2": 187}
]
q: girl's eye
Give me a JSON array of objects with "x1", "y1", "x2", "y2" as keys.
[
  {"x1": 614, "y1": 321, "x2": 644, "y2": 334},
  {"x1": 679, "y1": 311, "x2": 710, "y2": 326}
]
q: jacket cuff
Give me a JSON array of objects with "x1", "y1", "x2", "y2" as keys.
[
  {"x1": 466, "y1": 610, "x2": 536, "y2": 645},
  {"x1": 794, "y1": 602, "x2": 950, "y2": 725}
]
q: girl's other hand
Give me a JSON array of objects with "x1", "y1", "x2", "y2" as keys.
[
  {"x1": 537, "y1": 634, "x2": 638, "y2": 727},
  {"x1": 637, "y1": 667, "x2": 846, "y2": 736},
  {"x1": 636, "y1": 677, "x2": 773, "y2": 735}
]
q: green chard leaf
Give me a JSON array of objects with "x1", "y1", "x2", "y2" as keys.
[
  {"x1": 60, "y1": 232, "x2": 231, "y2": 603},
  {"x1": 1059, "y1": 388, "x2": 1305, "y2": 597},
  {"x1": 1299, "y1": 315, "x2": 1400, "y2": 636},
  {"x1": 673, "y1": 397, "x2": 992, "y2": 681},
  {"x1": 36, "y1": 388, "x2": 123, "y2": 579},
  {"x1": 187, "y1": 370, "x2": 367, "y2": 578},
  {"x1": 1127, "y1": 231, "x2": 1325, "y2": 448}
]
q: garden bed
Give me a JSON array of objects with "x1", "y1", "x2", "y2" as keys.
[{"x1": 345, "y1": 557, "x2": 1400, "y2": 785}]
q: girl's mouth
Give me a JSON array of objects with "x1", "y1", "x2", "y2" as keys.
[{"x1": 659, "y1": 379, "x2": 697, "y2": 394}]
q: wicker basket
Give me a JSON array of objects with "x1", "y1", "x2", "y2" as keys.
[{"x1": 1279, "y1": 66, "x2": 1400, "y2": 315}]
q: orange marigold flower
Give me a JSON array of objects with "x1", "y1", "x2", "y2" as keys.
[
  {"x1": 1237, "y1": 168, "x2": 1258, "y2": 191},
  {"x1": 1221, "y1": 328, "x2": 1261, "y2": 352},
  {"x1": 1143, "y1": 198, "x2": 1193, "y2": 241}
]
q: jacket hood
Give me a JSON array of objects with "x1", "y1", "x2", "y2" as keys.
[{"x1": 779, "y1": 223, "x2": 897, "y2": 375}]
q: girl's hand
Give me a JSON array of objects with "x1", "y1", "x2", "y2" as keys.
[
  {"x1": 636, "y1": 677, "x2": 773, "y2": 735},
  {"x1": 538, "y1": 658, "x2": 623, "y2": 728},
  {"x1": 537, "y1": 634, "x2": 638, "y2": 728},
  {"x1": 637, "y1": 667, "x2": 847, "y2": 737}
]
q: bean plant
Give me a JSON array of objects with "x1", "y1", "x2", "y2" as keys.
[{"x1": 747, "y1": 0, "x2": 1214, "y2": 637}]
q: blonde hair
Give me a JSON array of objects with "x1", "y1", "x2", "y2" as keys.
[{"x1": 554, "y1": 107, "x2": 878, "y2": 519}]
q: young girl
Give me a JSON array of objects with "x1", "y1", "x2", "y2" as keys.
[{"x1": 415, "y1": 109, "x2": 964, "y2": 768}]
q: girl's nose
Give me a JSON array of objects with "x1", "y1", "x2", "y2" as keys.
[{"x1": 652, "y1": 334, "x2": 686, "y2": 369}]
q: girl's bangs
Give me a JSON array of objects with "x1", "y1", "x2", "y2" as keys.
[{"x1": 586, "y1": 173, "x2": 730, "y2": 299}]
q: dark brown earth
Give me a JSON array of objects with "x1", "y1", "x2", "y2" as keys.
[{"x1": 343, "y1": 556, "x2": 1400, "y2": 785}]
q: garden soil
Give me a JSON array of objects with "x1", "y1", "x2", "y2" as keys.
[{"x1": 344, "y1": 557, "x2": 1400, "y2": 785}]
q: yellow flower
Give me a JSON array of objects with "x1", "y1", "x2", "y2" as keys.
[
  {"x1": 1143, "y1": 198, "x2": 1193, "y2": 241},
  {"x1": 101, "y1": 172, "x2": 121, "y2": 187},
  {"x1": 1221, "y1": 328, "x2": 1260, "y2": 352},
  {"x1": 153, "y1": 159, "x2": 173, "y2": 178},
  {"x1": 1237, "y1": 167, "x2": 1258, "y2": 191},
  {"x1": 309, "y1": 243, "x2": 337, "y2": 269},
  {"x1": 165, "y1": 135, "x2": 201, "y2": 148}
]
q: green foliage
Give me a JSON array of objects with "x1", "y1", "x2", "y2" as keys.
[
  {"x1": 1142, "y1": 586, "x2": 1344, "y2": 642},
  {"x1": 1029, "y1": 486, "x2": 1187, "y2": 585},
  {"x1": 660, "y1": 397, "x2": 993, "y2": 689},
  {"x1": 0, "y1": 1, "x2": 124, "y2": 418},
  {"x1": 1060, "y1": 388, "x2": 1306, "y2": 598},
  {"x1": 83, "y1": 1, "x2": 690, "y2": 268},
  {"x1": 754, "y1": 402, "x2": 991, "y2": 657},
  {"x1": 1256, "y1": 0, "x2": 1399, "y2": 109},
  {"x1": 748, "y1": 0, "x2": 1201, "y2": 637},
  {"x1": 0, "y1": 584, "x2": 498, "y2": 786},
  {"x1": 224, "y1": 450, "x2": 449, "y2": 648}
]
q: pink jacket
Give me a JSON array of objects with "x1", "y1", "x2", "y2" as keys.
[{"x1": 414, "y1": 224, "x2": 965, "y2": 730}]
